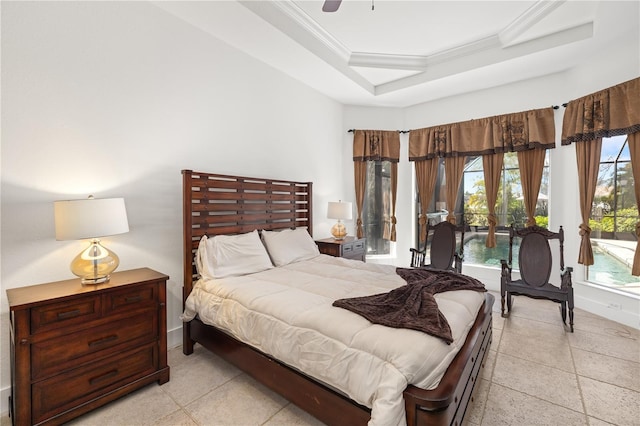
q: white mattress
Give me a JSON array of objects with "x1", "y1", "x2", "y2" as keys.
[{"x1": 182, "y1": 254, "x2": 485, "y2": 426}]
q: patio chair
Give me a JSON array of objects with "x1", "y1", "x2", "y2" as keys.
[
  {"x1": 500, "y1": 225, "x2": 574, "y2": 332},
  {"x1": 410, "y1": 221, "x2": 464, "y2": 273}
]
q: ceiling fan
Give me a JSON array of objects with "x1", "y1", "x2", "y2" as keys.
[
  {"x1": 322, "y1": 0, "x2": 342, "y2": 12},
  {"x1": 322, "y1": 0, "x2": 374, "y2": 12}
]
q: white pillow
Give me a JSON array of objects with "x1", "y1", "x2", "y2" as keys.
[
  {"x1": 196, "y1": 230, "x2": 273, "y2": 279},
  {"x1": 261, "y1": 228, "x2": 320, "y2": 267}
]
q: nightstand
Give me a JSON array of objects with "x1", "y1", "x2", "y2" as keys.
[
  {"x1": 316, "y1": 236, "x2": 366, "y2": 262},
  {"x1": 6, "y1": 268, "x2": 170, "y2": 426}
]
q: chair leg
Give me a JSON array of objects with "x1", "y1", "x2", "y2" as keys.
[
  {"x1": 568, "y1": 291, "x2": 575, "y2": 332},
  {"x1": 506, "y1": 292, "x2": 513, "y2": 313},
  {"x1": 560, "y1": 301, "x2": 567, "y2": 324}
]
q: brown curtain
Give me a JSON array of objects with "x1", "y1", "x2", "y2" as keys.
[
  {"x1": 444, "y1": 156, "x2": 466, "y2": 224},
  {"x1": 575, "y1": 138, "x2": 602, "y2": 266},
  {"x1": 562, "y1": 77, "x2": 640, "y2": 145},
  {"x1": 483, "y1": 153, "x2": 504, "y2": 247},
  {"x1": 409, "y1": 107, "x2": 555, "y2": 160},
  {"x1": 352, "y1": 130, "x2": 401, "y2": 241},
  {"x1": 415, "y1": 159, "x2": 439, "y2": 244},
  {"x1": 629, "y1": 132, "x2": 639, "y2": 275},
  {"x1": 563, "y1": 77, "x2": 640, "y2": 270},
  {"x1": 517, "y1": 149, "x2": 546, "y2": 227},
  {"x1": 354, "y1": 161, "x2": 366, "y2": 239},
  {"x1": 384, "y1": 162, "x2": 399, "y2": 241}
]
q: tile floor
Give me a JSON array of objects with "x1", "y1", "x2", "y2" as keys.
[{"x1": 2, "y1": 291, "x2": 638, "y2": 425}]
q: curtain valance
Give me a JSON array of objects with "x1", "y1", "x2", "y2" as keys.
[
  {"x1": 408, "y1": 107, "x2": 556, "y2": 161},
  {"x1": 562, "y1": 77, "x2": 640, "y2": 145},
  {"x1": 353, "y1": 130, "x2": 400, "y2": 162}
]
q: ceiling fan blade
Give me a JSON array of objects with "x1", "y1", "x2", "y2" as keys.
[{"x1": 322, "y1": 0, "x2": 342, "y2": 12}]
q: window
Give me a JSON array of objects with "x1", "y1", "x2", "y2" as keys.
[
  {"x1": 363, "y1": 160, "x2": 392, "y2": 255},
  {"x1": 587, "y1": 135, "x2": 639, "y2": 293},
  {"x1": 463, "y1": 152, "x2": 549, "y2": 229},
  {"x1": 414, "y1": 152, "x2": 550, "y2": 267}
]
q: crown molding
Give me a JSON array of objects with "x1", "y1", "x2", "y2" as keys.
[
  {"x1": 264, "y1": 0, "x2": 351, "y2": 61},
  {"x1": 241, "y1": 0, "x2": 594, "y2": 96},
  {"x1": 499, "y1": 0, "x2": 566, "y2": 46}
]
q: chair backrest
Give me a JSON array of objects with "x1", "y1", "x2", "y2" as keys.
[
  {"x1": 410, "y1": 248, "x2": 426, "y2": 267},
  {"x1": 425, "y1": 221, "x2": 465, "y2": 271},
  {"x1": 430, "y1": 222, "x2": 456, "y2": 269},
  {"x1": 508, "y1": 225, "x2": 565, "y2": 288}
]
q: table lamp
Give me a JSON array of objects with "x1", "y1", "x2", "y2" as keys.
[
  {"x1": 327, "y1": 200, "x2": 352, "y2": 240},
  {"x1": 54, "y1": 196, "x2": 129, "y2": 284}
]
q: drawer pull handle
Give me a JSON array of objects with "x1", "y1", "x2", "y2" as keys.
[
  {"x1": 89, "y1": 369, "x2": 119, "y2": 385},
  {"x1": 57, "y1": 309, "x2": 81, "y2": 319},
  {"x1": 88, "y1": 334, "x2": 118, "y2": 347},
  {"x1": 125, "y1": 295, "x2": 142, "y2": 303}
]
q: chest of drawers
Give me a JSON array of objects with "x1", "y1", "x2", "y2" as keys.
[
  {"x1": 6, "y1": 268, "x2": 170, "y2": 425},
  {"x1": 315, "y1": 237, "x2": 366, "y2": 262}
]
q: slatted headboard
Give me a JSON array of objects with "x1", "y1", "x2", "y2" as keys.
[{"x1": 182, "y1": 170, "x2": 313, "y2": 301}]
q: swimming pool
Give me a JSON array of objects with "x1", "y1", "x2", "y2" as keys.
[
  {"x1": 462, "y1": 233, "x2": 517, "y2": 267},
  {"x1": 462, "y1": 233, "x2": 639, "y2": 289}
]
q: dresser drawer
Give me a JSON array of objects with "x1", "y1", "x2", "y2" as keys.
[
  {"x1": 31, "y1": 311, "x2": 158, "y2": 380},
  {"x1": 105, "y1": 282, "x2": 158, "y2": 314},
  {"x1": 32, "y1": 345, "x2": 158, "y2": 424},
  {"x1": 30, "y1": 297, "x2": 101, "y2": 334},
  {"x1": 342, "y1": 239, "x2": 365, "y2": 255},
  {"x1": 352, "y1": 239, "x2": 365, "y2": 252}
]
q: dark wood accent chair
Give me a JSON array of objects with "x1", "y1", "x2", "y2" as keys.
[
  {"x1": 410, "y1": 221, "x2": 464, "y2": 273},
  {"x1": 500, "y1": 225, "x2": 574, "y2": 332}
]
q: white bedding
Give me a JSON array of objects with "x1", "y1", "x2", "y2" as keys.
[{"x1": 181, "y1": 254, "x2": 485, "y2": 426}]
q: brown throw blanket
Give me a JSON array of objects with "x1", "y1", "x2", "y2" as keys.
[{"x1": 332, "y1": 268, "x2": 486, "y2": 344}]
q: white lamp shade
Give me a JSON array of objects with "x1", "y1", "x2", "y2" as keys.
[
  {"x1": 327, "y1": 201, "x2": 352, "y2": 220},
  {"x1": 54, "y1": 197, "x2": 129, "y2": 241}
]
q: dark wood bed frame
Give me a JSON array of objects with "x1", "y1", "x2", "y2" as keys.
[{"x1": 181, "y1": 169, "x2": 493, "y2": 426}]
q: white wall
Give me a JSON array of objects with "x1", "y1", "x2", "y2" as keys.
[{"x1": 0, "y1": 1, "x2": 348, "y2": 414}]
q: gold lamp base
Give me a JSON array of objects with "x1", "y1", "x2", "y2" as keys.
[
  {"x1": 71, "y1": 239, "x2": 120, "y2": 285},
  {"x1": 330, "y1": 221, "x2": 347, "y2": 240}
]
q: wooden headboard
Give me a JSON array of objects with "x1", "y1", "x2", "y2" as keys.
[{"x1": 182, "y1": 170, "x2": 313, "y2": 301}]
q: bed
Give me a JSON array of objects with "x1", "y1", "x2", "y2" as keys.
[{"x1": 181, "y1": 170, "x2": 493, "y2": 426}]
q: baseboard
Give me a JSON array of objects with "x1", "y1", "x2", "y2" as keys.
[
  {"x1": 0, "y1": 386, "x2": 8, "y2": 419},
  {"x1": 167, "y1": 325, "x2": 182, "y2": 349},
  {"x1": 575, "y1": 282, "x2": 640, "y2": 330}
]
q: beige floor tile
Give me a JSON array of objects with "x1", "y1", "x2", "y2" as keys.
[
  {"x1": 503, "y1": 294, "x2": 568, "y2": 327},
  {"x1": 464, "y1": 378, "x2": 491, "y2": 425},
  {"x1": 263, "y1": 403, "x2": 327, "y2": 426},
  {"x1": 153, "y1": 409, "x2": 198, "y2": 426},
  {"x1": 162, "y1": 348, "x2": 242, "y2": 406},
  {"x1": 573, "y1": 311, "x2": 640, "y2": 340},
  {"x1": 579, "y1": 376, "x2": 640, "y2": 425},
  {"x1": 185, "y1": 374, "x2": 288, "y2": 425},
  {"x1": 492, "y1": 352, "x2": 583, "y2": 412},
  {"x1": 568, "y1": 329, "x2": 640, "y2": 363},
  {"x1": 481, "y1": 350, "x2": 497, "y2": 381},
  {"x1": 573, "y1": 347, "x2": 640, "y2": 392},
  {"x1": 587, "y1": 417, "x2": 615, "y2": 425},
  {"x1": 490, "y1": 326, "x2": 503, "y2": 351},
  {"x1": 499, "y1": 316, "x2": 574, "y2": 372},
  {"x1": 65, "y1": 383, "x2": 180, "y2": 425},
  {"x1": 481, "y1": 383, "x2": 587, "y2": 425}
]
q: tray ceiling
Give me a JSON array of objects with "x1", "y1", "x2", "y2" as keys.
[{"x1": 154, "y1": 1, "x2": 639, "y2": 107}]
